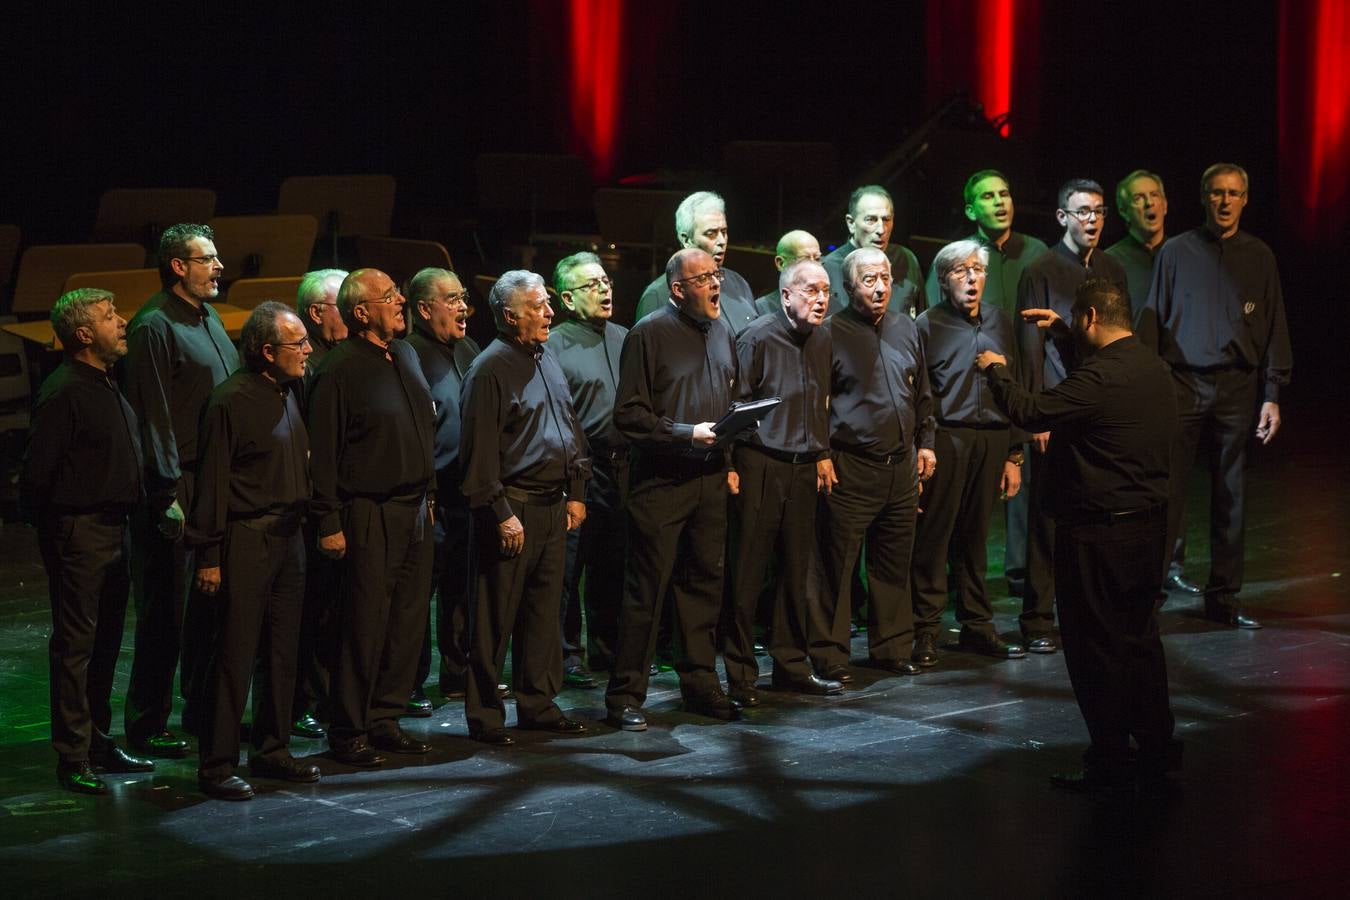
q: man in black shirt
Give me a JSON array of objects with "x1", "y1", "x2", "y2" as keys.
[
  {"x1": 753, "y1": 230, "x2": 822, "y2": 315},
  {"x1": 812, "y1": 247, "x2": 936, "y2": 681},
  {"x1": 978, "y1": 279, "x2": 1179, "y2": 792},
  {"x1": 727, "y1": 259, "x2": 843, "y2": 702},
  {"x1": 912, "y1": 241, "x2": 1026, "y2": 667},
  {"x1": 605, "y1": 249, "x2": 743, "y2": 730},
  {"x1": 820, "y1": 185, "x2": 927, "y2": 318},
  {"x1": 22, "y1": 289, "x2": 154, "y2": 794},
  {"x1": 1016, "y1": 180, "x2": 1128, "y2": 655},
  {"x1": 1138, "y1": 163, "x2": 1292, "y2": 628},
  {"x1": 633, "y1": 191, "x2": 759, "y2": 334},
  {"x1": 189, "y1": 302, "x2": 318, "y2": 800},
  {"x1": 291, "y1": 268, "x2": 348, "y2": 739},
  {"x1": 308, "y1": 269, "x2": 437, "y2": 767},
  {"x1": 551, "y1": 253, "x2": 628, "y2": 686},
  {"x1": 121, "y1": 223, "x2": 240, "y2": 758},
  {"x1": 459, "y1": 270, "x2": 591, "y2": 745},
  {"x1": 404, "y1": 267, "x2": 481, "y2": 711}
]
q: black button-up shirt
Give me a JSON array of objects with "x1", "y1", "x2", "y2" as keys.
[
  {"x1": 1137, "y1": 227, "x2": 1292, "y2": 404},
  {"x1": 735, "y1": 309, "x2": 830, "y2": 456},
  {"x1": 825, "y1": 305, "x2": 935, "y2": 457},
  {"x1": 1018, "y1": 242, "x2": 1128, "y2": 392},
  {"x1": 459, "y1": 337, "x2": 591, "y2": 521},
  {"x1": 407, "y1": 322, "x2": 481, "y2": 490},
  {"x1": 821, "y1": 240, "x2": 928, "y2": 318},
  {"x1": 917, "y1": 300, "x2": 1026, "y2": 443},
  {"x1": 188, "y1": 371, "x2": 311, "y2": 566},
  {"x1": 307, "y1": 336, "x2": 436, "y2": 536},
  {"x1": 1104, "y1": 233, "x2": 1158, "y2": 320},
  {"x1": 549, "y1": 317, "x2": 627, "y2": 452},
  {"x1": 635, "y1": 267, "x2": 759, "y2": 335}
]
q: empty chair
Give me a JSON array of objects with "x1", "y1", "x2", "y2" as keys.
[
  {"x1": 62, "y1": 269, "x2": 162, "y2": 316},
  {"x1": 206, "y1": 214, "x2": 318, "y2": 282},
  {"x1": 91, "y1": 188, "x2": 218, "y2": 247},
  {"x1": 8, "y1": 243, "x2": 147, "y2": 316},
  {"x1": 224, "y1": 276, "x2": 304, "y2": 311},
  {"x1": 0, "y1": 317, "x2": 32, "y2": 433},
  {"x1": 278, "y1": 174, "x2": 397, "y2": 266},
  {"x1": 355, "y1": 236, "x2": 454, "y2": 287}
]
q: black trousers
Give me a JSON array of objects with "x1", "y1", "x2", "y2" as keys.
[
  {"x1": 1004, "y1": 457, "x2": 1029, "y2": 591},
  {"x1": 606, "y1": 460, "x2": 728, "y2": 710},
  {"x1": 811, "y1": 451, "x2": 918, "y2": 669},
  {"x1": 465, "y1": 495, "x2": 568, "y2": 734},
  {"x1": 1055, "y1": 509, "x2": 1174, "y2": 768},
  {"x1": 293, "y1": 519, "x2": 340, "y2": 720},
  {"x1": 39, "y1": 510, "x2": 131, "y2": 763},
  {"x1": 328, "y1": 496, "x2": 433, "y2": 744},
  {"x1": 912, "y1": 427, "x2": 1010, "y2": 639},
  {"x1": 415, "y1": 487, "x2": 475, "y2": 690},
  {"x1": 199, "y1": 521, "x2": 305, "y2": 779},
  {"x1": 726, "y1": 447, "x2": 820, "y2": 685},
  {"x1": 1166, "y1": 367, "x2": 1259, "y2": 606},
  {"x1": 1019, "y1": 446, "x2": 1057, "y2": 639},
  {"x1": 561, "y1": 456, "x2": 628, "y2": 672}
]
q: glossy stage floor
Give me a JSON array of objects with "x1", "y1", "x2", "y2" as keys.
[{"x1": 2, "y1": 395, "x2": 1346, "y2": 898}]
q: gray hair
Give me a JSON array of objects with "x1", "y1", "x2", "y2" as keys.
[
  {"x1": 552, "y1": 251, "x2": 602, "y2": 294},
  {"x1": 847, "y1": 184, "x2": 893, "y2": 217},
  {"x1": 932, "y1": 239, "x2": 990, "y2": 299},
  {"x1": 841, "y1": 247, "x2": 888, "y2": 294},
  {"x1": 488, "y1": 270, "x2": 546, "y2": 329},
  {"x1": 405, "y1": 267, "x2": 459, "y2": 305},
  {"x1": 51, "y1": 287, "x2": 115, "y2": 349},
  {"x1": 1114, "y1": 169, "x2": 1167, "y2": 216},
  {"x1": 157, "y1": 223, "x2": 215, "y2": 289},
  {"x1": 675, "y1": 191, "x2": 725, "y2": 244},
  {"x1": 779, "y1": 258, "x2": 824, "y2": 292},
  {"x1": 297, "y1": 268, "x2": 348, "y2": 317},
  {"x1": 1201, "y1": 162, "x2": 1249, "y2": 194},
  {"x1": 239, "y1": 301, "x2": 294, "y2": 371}
]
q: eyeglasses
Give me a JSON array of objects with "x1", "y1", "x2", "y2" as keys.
[
  {"x1": 564, "y1": 276, "x2": 613, "y2": 293},
  {"x1": 858, "y1": 272, "x2": 892, "y2": 288},
  {"x1": 792, "y1": 285, "x2": 830, "y2": 299},
  {"x1": 180, "y1": 254, "x2": 222, "y2": 266},
  {"x1": 948, "y1": 264, "x2": 988, "y2": 279},
  {"x1": 676, "y1": 269, "x2": 725, "y2": 289},
  {"x1": 360, "y1": 287, "x2": 403, "y2": 307},
  {"x1": 427, "y1": 291, "x2": 470, "y2": 308},
  {"x1": 1207, "y1": 188, "x2": 1246, "y2": 201},
  {"x1": 1063, "y1": 207, "x2": 1109, "y2": 222},
  {"x1": 270, "y1": 336, "x2": 312, "y2": 351}
]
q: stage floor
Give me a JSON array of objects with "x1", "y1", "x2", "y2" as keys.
[{"x1": 2, "y1": 399, "x2": 1347, "y2": 898}]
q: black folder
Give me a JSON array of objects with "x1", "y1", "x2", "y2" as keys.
[{"x1": 710, "y1": 397, "x2": 782, "y2": 448}]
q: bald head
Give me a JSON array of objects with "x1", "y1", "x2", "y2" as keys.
[{"x1": 774, "y1": 230, "x2": 822, "y2": 271}]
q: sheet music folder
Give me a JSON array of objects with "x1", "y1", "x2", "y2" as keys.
[{"x1": 710, "y1": 397, "x2": 781, "y2": 448}]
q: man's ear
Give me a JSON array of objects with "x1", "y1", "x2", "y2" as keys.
[
  {"x1": 964, "y1": 203, "x2": 977, "y2": 223},
  {"x1": 72, "y1": 324, "x2": 95, "y2": 349},
  {"x1": 169, "y1": 257, "x2": 189, "y2": 280},
  {"x1": 262, "y1": 343, "x2": 279, "y2": 366},
  {"x1": 307, "y1": 304, "x2": 325, "y2": 326},
  {"x1": 559, "y1": 290, "x2": 576, "y2": 313},
  {"x1": 352, "y1": 303, "x2": 371, "y2": 326}
]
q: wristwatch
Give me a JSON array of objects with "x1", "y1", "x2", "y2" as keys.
[{"x1": 1007, "y1": 449, "x2": 1025, "y2": 466}]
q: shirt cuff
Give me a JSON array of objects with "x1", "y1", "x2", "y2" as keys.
[
  {"x1": 1263, "y1": 381, "x2": 1280, "y2": 404},
  {"x1": 492, "y1": 496, "x2": 513, "y2": 523}
]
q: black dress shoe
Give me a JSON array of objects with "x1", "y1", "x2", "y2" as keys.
[
  {"x1": 649, "y1": 663, "x2": 661, "y2": 677},
  {"x1": 822, "y1": 664, "x2": 853, "y2": 684},
  {"x1": 957, "y1": 632, "x2": 1027, "y2": 659},
  {"x1": 1050, "y1": 768, "x2": 1133, "y2": 794},
  {"x1": 606, "y1": 706, "x2": 648, "y2": 731},
  {"x1": 1207, "y1": 607, "x2": 1262, "y2": 629},
  {"x1": 727, "y1": 684, "x2": 760, "y2": 708},
  {"x1": 250, "y1": 754, "x2": 322, "y2": 783},
  {"x1": 683, "y1": 691, "x2": 741, "y2": 721},
  {"x1": 90, "y1": 744, "x2": 154, "y2": 773},
  {"x1": 57, "y1": 761, "x2": 108, "y2": 795},
  {"x1": 867, "y1": 657, "x2": 921, "y2": 676},
  {"x1": 370, "y1": 729, "x2": 432, "y2": 754},
  {"x1": 496, "y1": 683, "x2": 512, "y2": 699},
  {"x1": 911, "y1": 633, "x2": 939, "y2": 667},
  {"x1": 199, "y1": 773, "x2": 255, "y2": 801},
  {"x1": 472, "y1": 727, "x2": 516, "y2": 746},
  {"x1": 330, "y1": 739, "x2": 385, "y2": 768},
  {"x1": 1165, "y1": 574, "x2": 1204, "y2": 595},
  {"x1": 130, "y1": 729, "x2": 189, "y2": 759},
  {"x1": 519, "y1": 716, "x2": 588, "y2": 735},
  {"x1": 292, "y1": 713, "x2": 326, "y2": 739},
  {"x1": 405, "y1": 687, "x2": 433, "y2": 718},
  {"x1": 771, "y1": 672, "x2": 844, "y2": 695},
  {"x1": 564, "y1": 664, "x2": 597, "y2": 688},
  {"x1": 1026, "y1": 636, "x2": 1058, "y2": 654}
]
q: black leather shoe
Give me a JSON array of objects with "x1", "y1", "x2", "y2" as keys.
[
  {"x1": 728, "y1": 684, "x2": 760, "y2": 708},
  {"x1": 606, "y1": 706, "x2": 648, "y2": 731},
  {"x1": 564, "y1": 664, "x2": 597, "y2": 688},
  {"x1": 1207, "y1": 607, "x2": 1262, "y2": 629},
  {"x1": 957, "y1": 632, "x2": 1027, "y2": 659},
  {"x1": 330, "y1": 739, "x2": 385, "y2": 768},
  {"x1": 292, "y1": 713, "x2": 326, "y2": 739},
  {"x1": 867, "y1": 657, "x2": 921, "y2": 676},
  {"x1": 250, "y1": 755, "x2": 321, "y2": 783},
  {"x1": 1026, "y1": 636, "x2": 1058, "y2": 654},
  {"x1": 199, "y1": 773, "x2": 255, "y2": 801},
  {"x1": 519, "y1": 717, "x2": 588, "y2": 735},
  {"x1": 683, "y1": 691, "x2": 741, "y2": 721},
  {"x1": 1165, "y1": 574, "x2": 1204, "y2": 595},
  {"x1": 131, "y1": 729, "x2": 189, "y2": 759},
  {"x1": 1050, "y1": 769, "x2": 1133, "y2": 794},
  {"x1": 496, "y1": 683, "x2": 512, "y2": 699},
  {"x1": 822, "y1": 664, "x2": 853, "y2": 684},
  {"x1": 649, "y1": 663, "x2": 661, "y2": 677},
  {"x1": 405, "y1": 687, "x2": 433, "y2": 718},
  {"x1": 370, "y1": 729, "x2": 432, "y2": 754},
  {"x1": 90, "y1": 744, "x2": 154, "y2": 773},
  {"x1": 57, "y1": 761, "x2": 108, "y2": 795},
  {"x1": 911, "y1": 633, "x2": 939, "y2": 667},
  {"x1": 473, "y1": 727, "x2": 516, "y2": 746},
  {"x1": 771, "y1": 672, "x2": 844, "y2": 695}
]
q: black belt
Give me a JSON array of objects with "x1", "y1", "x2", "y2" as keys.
[
  {"x1": 1059, "y1": 503, "x2": 1166, "y2": 528},
  {"x1": 741, "y1": 443, "x2": 821, "y2": 465},
  {"x1": 232, "y1": 509, "x2": 304, "y2": 536},
  {"x1": 837, "y1": 447, "x2": 909, "y2": 466},
  {"x1": 504, "y1": 486, "x2": 565, "y2": 506}
]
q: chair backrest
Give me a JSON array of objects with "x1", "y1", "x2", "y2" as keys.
[
  {"x1": 593, "y1": 189, "x2": 685, "y2": 248},
  {"x1": 10, "y1": 244, "x2": 147, "y2": 315},
  {"x1": 224, "y1": 276, "x2": 304, "y2": 311},
  {"x1": 91, "y1": 188, "x2": 218, "y2": 246},
  {"x1": 278, "y1": 174, "x2": 397, "y2": 239},
  {"x1": 62, "y1": 269, "x2": 162, "y2": 317},
  {"x1": 207, "y1": 214, "x2": 318, "y2": 281},
  {"x1": 0, "y1": 223, "x2": 20, "y2": 291},
  {"x1": 355, "y1": 236, "x2": 454, "y2": 288},
  {"x1": 0, "y1": 316, "x2": 33, "y2": 420}
]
